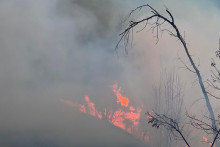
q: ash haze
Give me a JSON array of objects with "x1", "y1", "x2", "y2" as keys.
[{"x1": 1, "y1": 0, "x2": 220, "y2": 147}]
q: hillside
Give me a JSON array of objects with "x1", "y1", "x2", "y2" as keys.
[{"x1": 0, "y1": 103, "x2": 148, "y2": 147}]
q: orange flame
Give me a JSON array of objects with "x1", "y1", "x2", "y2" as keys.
[
  {"x1": 61, "y1": 83, "x2": 149, "y2": 144},
  {"x1": 147, "y1": 111, "x2": 153, "y2": 120},
  {"x1": 110, "y1": 110, "x2": 126, "y2": 130},
  {"x1": 61, "y1": 96, "x2": 102, "y2": 119},
  {"x1": 202, "y1": 136, "x2": 212, "y2": 146},
  {"x1": 112, "y1": 83, "x2": 129, "y2": 107},
  {"x1": 148, "y1": 115, "x2": 153, "y2": 119},
  {"x1": 203, "y1": 136, "x2": 208, "y2": 142}
]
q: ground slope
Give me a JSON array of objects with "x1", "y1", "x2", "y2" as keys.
[{"x1": 0, "y1": 102, "x2": 148, "y2": 147}]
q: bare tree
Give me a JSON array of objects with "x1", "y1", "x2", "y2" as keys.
[
  {"x1": 147, "y1": 111, "x2": 190, "y2": 147},
  {"x1": 116, "y1": 4, "x2": 219, "y2": 146},
  {"x1": 147, "y1": 111, "x2": 220, "y2": 147},
  {"x1": 185, "y1": 112, "x2": 220, "y2": 147},
  {"x1": 153, "y1": 70, "x2": 184, "y2": 147},
  {"x1": 206, "y1": 57, "x2": 220, "y2": 99}
]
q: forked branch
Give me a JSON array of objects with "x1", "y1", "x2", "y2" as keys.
[
  {"x1": 186, "y1": 112, "x2": 220, "y2": 147},
  {"x1": 147, "y1": 111, "x2": 190, "y2": 147},
  {"x1": 116, "y1": 4, "x2": 218, "y2": 145}
]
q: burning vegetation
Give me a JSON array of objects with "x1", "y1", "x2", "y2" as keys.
[{"x1": 61, "y1": 83, "x2": 150, "y2": 144}]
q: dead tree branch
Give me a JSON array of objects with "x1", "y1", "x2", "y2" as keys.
[
  {"x1": 147, "y1": 111, "x2": 190, "y2": 147},
  {"x1": 116, "y1": 4, "x2": 218, "y2": 145},
  {"x1": 186, "y1": 112, "x2": 220, "y2": 147}
]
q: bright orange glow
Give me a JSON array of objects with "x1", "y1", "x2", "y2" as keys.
[
  {"x1": 112, "y1": 83, "x2": 129, "y2": 107},
  {"x1": 110, "y1": 110, "x2": 126, "y2": 130},
  {"x1": 84, "y1": 95, "x2": 102, "y2": 119},
  {"x1": 147, "y1": 112, "x2": 153, "y2": 119},
  {"x1": 61, "y1": 83, "x2": 150, "y2": 144},
  {"x1": 61, "y1": 96, "x2": 102, "y2": 119},
  {"x1": 84, "y1": 95, "x2": 96, "y2": 116},
  {"x1": 203, "y1": 136, "x2": 208, "y2": 142},
  {"x1": 124, "y1": 109, "x2": 141, "y2": 126},
  {"x1": 203, "y1": 136, "x2": 212, "y2": 146}
]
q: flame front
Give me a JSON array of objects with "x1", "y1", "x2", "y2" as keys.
[
  {"x1": 112, "y1": 83, "x2": 129, "y2": 107},
  {"x1": 202, "y1": 136, "x2": 212, "y2": 146},
  {"x1": 61, "y1": 82, "x2": 150, "y2": 144},
  {"x1": 61, "y1": 96, "x2": 102, "y2": 119}
]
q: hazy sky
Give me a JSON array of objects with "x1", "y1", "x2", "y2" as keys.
[{"x1": 0, "y1": 0, "x2": 220, "y2": 146}]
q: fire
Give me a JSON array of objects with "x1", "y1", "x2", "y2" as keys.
[
  {"x1": 203, "y1": 136, "x2": 208, "y2": 142},
  {"x1": 147, "y1": 111, "x2": 153, "y2": 120},
  {"x1": 61, "y1": 96, "x2": 102, "y2": 119},
  {"x1": 202, "y1": 136, "x2": 212, "y2": 146},
  {"x1": 108, "y1": 107, "x2": 142, "y2": 130},
  {"x1": 61, "y1": 83, "x2": 150, "y2": 144},
  {"x1": 112, "y1": 83, "x2": 129, "y2": 107},
  {"x1": 110, "y1": 110, "x2": 126, "y2": 130},
  {"x1": 148, "y1": 115, "x2": 153, "y2": 119}
]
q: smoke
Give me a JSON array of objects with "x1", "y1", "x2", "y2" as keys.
[
  {"x1": 1, "y1": 0, "x2": 220, "y2": 146},
  {"x1": 0, "y1": 0, "x2": 151, "y2": 146},
  {"x1": 62, "y1": 0, "x2": 118, "y2": 37}
]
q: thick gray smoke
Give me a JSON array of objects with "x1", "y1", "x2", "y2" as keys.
[
  {"x1": 1, "y1": 0, "x2": 220, "y2": 146},
  {"x1": 0, "y1": 0, "x2": 149, "y2": 146}
]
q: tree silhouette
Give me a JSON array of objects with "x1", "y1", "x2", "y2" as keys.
[{"x1": 116, "y1": 4, "x2": 220, "y2": 147}]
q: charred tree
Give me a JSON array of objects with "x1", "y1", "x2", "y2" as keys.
[{"x1": 116, "y1": 4, "x2": 219, "y2": 146}]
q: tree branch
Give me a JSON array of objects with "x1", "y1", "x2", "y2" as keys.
[
  {"x1": 116, "y1": 4, "x2": 218, "y2": 145},
  {"x1": 147, "y1": 111, "x2": 191, "y2": 147}
]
